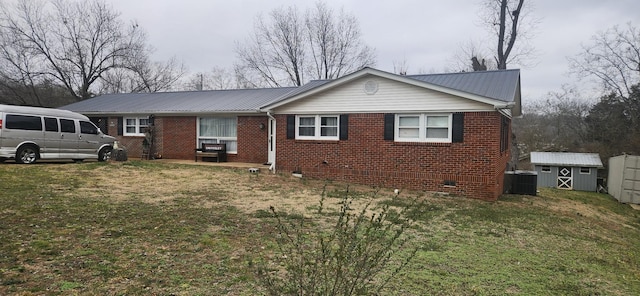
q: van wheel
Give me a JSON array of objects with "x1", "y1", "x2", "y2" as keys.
[
  {"x1": 16, "y1": 145, "x2": 38, "y2": 164},
  {"x1": 98, "y1": 147, "x2": 112, "y2": 162}
]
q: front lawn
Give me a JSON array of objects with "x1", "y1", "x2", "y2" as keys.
[{"x1": 0, "y1": 161, "x2": 639, "y2": 295}]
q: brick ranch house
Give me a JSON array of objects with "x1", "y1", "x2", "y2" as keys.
[{"x1": 62, "y1": 67, "x2": 522, "y2": 200}]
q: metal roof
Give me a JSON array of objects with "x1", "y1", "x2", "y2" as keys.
[
  {"x1": 61, "y1": 87, "x2": 297, "y2": 114},
  {"x1": 407, "y1": 69, "x2": 520, "y2": 103},
  {"x1": 530, "y1": 152, "x2": 603, "y2": 168},
  {"x1": 61, "y1": 68, "x2": 520, "y2": 114}
]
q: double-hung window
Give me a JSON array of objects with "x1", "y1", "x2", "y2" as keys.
[
  {"x1": 198, "y1": 117, "x2": 237, "y2": 153},
  {"x1": 124, "y1": 117, "x2": 149, "y2": 136},
  {"x1": 296, "y1": 115, "x2": 339, "y2": 140},
  {"x1": 395, "y1": 114, "x2": 452, "y2": 142}
]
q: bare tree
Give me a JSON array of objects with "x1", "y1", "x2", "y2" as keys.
[
  {"x1": 0, "y1": 0, "x2": 147, "y2": 100},
  {"x1": 185, "y1": 66, "x2": 237, "y2": 91},
  {"x1": 235, "y1": 1, "x2": 375, "y2": 87},
  {"x1": 305, "y1": 2, "x2": 375, "y2": 80},
  {"x1": 235, "y1": 6, "x2": 306, "y2": 87},
  {"x1": 447, "y1": 40, "x2": 495, "y2": 72},
  {"x1": 99, "y1": 55, "x2": 186, "y2": 93},
  {"x1": 585, "y1": 85, "x2": 640, "y2": 158},
  {"x1": 0, "y1": 38, "x2": 45, "y2": 106},
  {"x1": 513, "y1": 86, "x2": 594, "y2": 157},
  {"x1": 479, "y1": 0, "x2": 536, "y2": 70},
  {"x1": 127, "y1": 56, "x2": 186, "y2": 93},
  {"x1": 392, "y1": 58, "x2": 409, "y2": 75},
  {"x1": 569, "y1": 23, "x2": 640, "y2": 100}
]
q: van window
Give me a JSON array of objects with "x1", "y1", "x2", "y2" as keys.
[
  {"x1": 44, "y1": 117, "x2": 59, "y2": 132},
  {"x1": 80, "y1": 121, "x2": 98, "y2": 134},
  {"x1": 5, "y1": 114, "x2": 42, "y2": 131},
  {"x1": 60, "y1": 119, "x2": 76, "y2": 133}
]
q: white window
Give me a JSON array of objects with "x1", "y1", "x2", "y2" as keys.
[
  {"x1": 198, "y1": 117, "x2": 237, "y2": 153},
  {"x1": 124, "y1": 117, "x2": 149, "y2": 136},
  {"x1": 296, "y1": 115, "x2": 339, "y2": 140},
  {"x1": 395, "y1": 114, "x2": 452, "y2": 143},
  {"x1": 579, "y1": 167, "x2": 591, "y2": 174},
  {"x1": 541, "y1": 166, "x2": 551, "y2": 173}
]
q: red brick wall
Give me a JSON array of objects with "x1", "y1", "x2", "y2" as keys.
[
  {"x1": 105, "y1": 117, "x2": 145, "y2": 159},
  {"x1": 105, "y1": 116, "x2": 196, "y2": 160},
  {"x1": 105, "y1": 115, "x2": 269, "y2": 162},
  {"x1": 157, "y1": 116, "x2": 196, "y2": 159},
  {"x1": 236, "y1": 116, "x2": 269, "y2": 163},
  {"x1": 275, "y1": 112, "x2": 511, "y2": 201}
]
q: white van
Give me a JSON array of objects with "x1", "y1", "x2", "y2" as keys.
[{"x1": 0, "y1": 104, "x2": 115, "y2": 164}]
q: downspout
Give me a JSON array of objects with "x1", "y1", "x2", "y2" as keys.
[{"x1": 267, "y1": 111, "x2": 276, "y2": 173}]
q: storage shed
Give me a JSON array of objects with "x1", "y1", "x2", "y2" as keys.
[
  {"x1": 530, "y1": 152, "x2": 603, "y2": 191},
  {"x1": 608, "y1": 155, "x2": 640, "y2": 204}
]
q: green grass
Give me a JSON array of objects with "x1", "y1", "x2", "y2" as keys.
[{"x1": 1, "y1": 162, "x2": 639, "y2": 295}]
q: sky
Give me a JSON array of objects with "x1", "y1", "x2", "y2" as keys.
[{"x1": 107, "y1": 0, "x2": 640, "y2": 101}]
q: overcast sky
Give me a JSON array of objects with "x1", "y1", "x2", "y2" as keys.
[{"x1": 107, "y1": 0, "x2": 639, "y2": 101}]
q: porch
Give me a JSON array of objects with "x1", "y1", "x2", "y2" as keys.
[{"x1": 152, "y1": 158, "x2": 271, "y2": 170}]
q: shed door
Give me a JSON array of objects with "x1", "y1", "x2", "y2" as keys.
[{"x1": 557, "y1": 166, "x2": 573, "y2": 189}]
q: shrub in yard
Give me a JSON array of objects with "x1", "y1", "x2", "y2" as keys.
[{"x1": 255, "y1": 186, "x2": 420, "y2": 296}]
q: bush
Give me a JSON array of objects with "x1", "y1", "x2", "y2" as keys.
[{"x1": 256, "y1": 186, "x2": 420, "y2": 296}]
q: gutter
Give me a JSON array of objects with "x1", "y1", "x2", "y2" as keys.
[{"x1": 495, "y1": 102, "x2": 516, "y2": 118}]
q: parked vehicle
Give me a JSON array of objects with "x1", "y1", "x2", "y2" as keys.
[{"x1": 0, "y1": 104, "x2": 115, "y2": 164}]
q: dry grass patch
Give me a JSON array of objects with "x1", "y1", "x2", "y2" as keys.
[{"x1": 1, "y1": 161, "x2": 639, "y2": 295}]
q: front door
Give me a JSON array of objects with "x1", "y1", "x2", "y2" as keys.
[
  {"x1": 267, "y1": 118, "x2": 276, "y2": 165},
  {"x1": 557, "y1": 166, "x2": 573, "y2": 189}
]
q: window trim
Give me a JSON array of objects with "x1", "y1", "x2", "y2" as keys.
[
  {"x1": 394, "y1": 113, "x2": 452, "y2": 143},
  {"x1": 197, "y1": 116, "x2": 238, "y2": 154},
  {"x1": 541, "y1": 166, "x2": 551, "y2": 173},
  {"x1": 123, "y1": 116, "x2": 149, "y2": 136},
  {"x1": 579, "y1": 167, "x2": 591, "y2": 174},
  {"x1": 295, "y1": 115, "x2": 340, "y2": 140}
]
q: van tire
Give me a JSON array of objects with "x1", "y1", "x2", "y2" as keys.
[
  {"x1": 16, "y1": 145, "x2": 38, "y2": 164},
  {"x1": 98, "y1": 147, "x2": 112, "y2": 162}
]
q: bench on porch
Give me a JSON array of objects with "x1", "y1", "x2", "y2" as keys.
[{"x1": 195, "y1": 143, "x2": 227, "y2": 162}]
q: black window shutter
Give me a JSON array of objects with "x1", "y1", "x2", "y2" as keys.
[
  {"x1": 383, "y1": 113, "x2": 394, "y2": 141},
  {"x1": 286, "y1": 115, "x2": 295, "y2": 139},
  {"x1": 339, "y1": 114, "x2": 348, "y2": 140},
  {"x1": 452, "y1": 113, "x2": 464, "y2": 143},
  {"x1": 117, "y1": 117, "x2": 123, "y2": 136}
]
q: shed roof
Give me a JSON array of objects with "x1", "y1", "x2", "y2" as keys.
[
  {"x1": 61, "y1": 87, "x2": 297, "y2": 115},
  {"x1": 530, "y1": 152, "x2": 603, "y2": 168}
]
